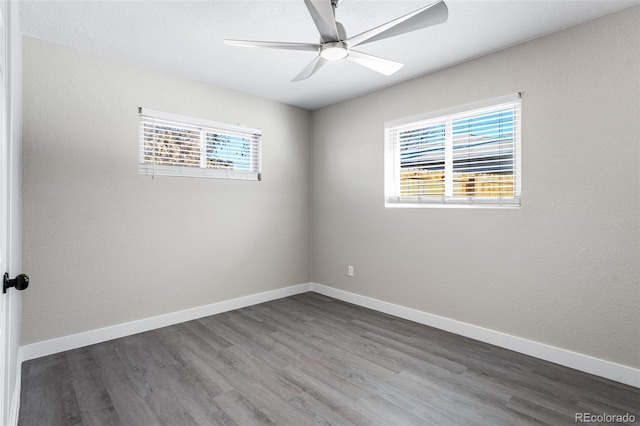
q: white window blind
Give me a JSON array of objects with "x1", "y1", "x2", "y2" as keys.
[
  {"x1": 385, "y1": 94, "x2": 521, "y2": 208},
  {"x1": 138, "y1": 108, "x2": 262, "y2": 181}
]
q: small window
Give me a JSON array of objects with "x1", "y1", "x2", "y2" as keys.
[
  {"x1": 385, "y1": 94, "x2": 521, "y2": 208},
  {"x1": 138, "y1": 108, "x2": 262, "y2": 181}
]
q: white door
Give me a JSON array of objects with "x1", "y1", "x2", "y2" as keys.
[
  {"x1": 0, "y1": 0, "x2": 9, "y2": 421},
  {"x1": 0, "y1": 1, "x2": 22, "y2": 424}
]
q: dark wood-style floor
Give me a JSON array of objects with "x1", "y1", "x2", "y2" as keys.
[{"x1": 19, "y1": 292, "x2": 639, "y2": 425}]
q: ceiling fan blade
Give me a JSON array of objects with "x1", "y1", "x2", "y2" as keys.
[
  {"x1": 346, "y1": 0, "x2": 448, "y2": 47},
  {"x1": 347, "y1": 50, "x2": 404, "y2": 76},
  {"x1": 224, "y1": 39, "x2": 320, "y2": 52},
  {"x1": 304, "y1": 0, "x2": 340, "y2": 43},
  {"x1": 292, "y1": 55, "x2": 328, "y2": 82}
]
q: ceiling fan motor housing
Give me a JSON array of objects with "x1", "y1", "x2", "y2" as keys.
[{"x1": 320, "y1": 41, "x2": 349, "y2": 60}]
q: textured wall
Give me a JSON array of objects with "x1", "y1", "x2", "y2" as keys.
[
  {"x1": 22, "y1": 37, "x2": 311, "y2": 344},
  {"x1": 311, "y1": 7, "x2": 640, "y2": 368}
]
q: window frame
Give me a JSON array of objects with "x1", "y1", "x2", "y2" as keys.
[
  {"x1": 384, "y1": 93, "x2": 521, "y2": 208},
  {"x1": 138, "y1": 108, "x2": 262, "y2": 181}
]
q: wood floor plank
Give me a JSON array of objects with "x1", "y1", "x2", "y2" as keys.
[
  {"x1": 181, "y1": 320, "x2": 233, "y2": 352},
  {"x1": 215, "y1": 310, "x2": 279, "y2": 350},
  {"x1": 87, "y1": 339, "x2": 165, "y2": 426},
  {"x1": 152, "y1": 325, "x2": 235, "y2": 399},
  {"x1": 120, "y1": 332, "x2": 231, "y2": 425},
  {"x1": 287, "y1": 391, "x2": 355, "y2": 426},
  {"x1": 214, "y1": 390, "x2": 273, "y2": 425},
  {"x1": 65, "y1": 347, "x2": 121, "y2": 426},
  {"x1": 19, "y1": 353, "x2": 82, "y2": 426},
  {"x1": 198, "y1": 316, "x2": 289, "y2": 370},
  {"x1": 505, "y1": 395, "x2": 575, "y2": 425},
  {"x1": 19, "y1": 292, "x2": 640, "y2": 425}
]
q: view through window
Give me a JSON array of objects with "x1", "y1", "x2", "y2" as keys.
[
  {"x1": 385, "y1": 94, "x2": 521, "y2": 207},
  {"x1": 139, "y1": 108, "x2": 261, "y2": 181}
]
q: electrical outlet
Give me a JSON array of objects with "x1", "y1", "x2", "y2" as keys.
[{"x1": 348, "y1": 265, "x2": 354, "y2": 277}]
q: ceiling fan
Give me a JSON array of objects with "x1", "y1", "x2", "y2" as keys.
[{"x1": 224, "y1": 0, "x2": 448, "y2": 82}]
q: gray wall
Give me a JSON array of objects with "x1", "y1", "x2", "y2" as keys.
[
  {"x1": 311, "y1": 7, "x2": 640, "y2": 368},
  {"x1": 22, "y1": 36, "x2": 311, "y2": 344}
]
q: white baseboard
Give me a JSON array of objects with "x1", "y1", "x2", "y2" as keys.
[
  {"x1": 310, "y1": 283, "x2": 639, "y2": 389},
  {"x1": 20, "y1": 283, "x2": 312, "y2": 362},
  {"x1": 18, "y1": 281, "x2": 638, "y2": 389}
]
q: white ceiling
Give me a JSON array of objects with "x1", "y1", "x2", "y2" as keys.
[{"x1": 21, "y1": 0, "x2": 639, "y2": 110}]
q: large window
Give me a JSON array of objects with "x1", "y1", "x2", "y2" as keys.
[
  {"x1": 385, "y1": 94, "x2": 521, "y2": 208},
  {"x1": 138, "y1": 108, "x2": 261, "y2": 181}
]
